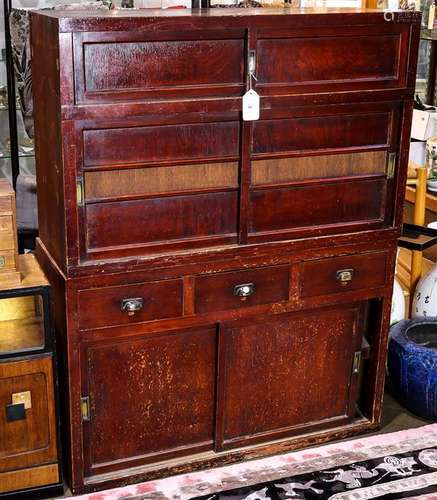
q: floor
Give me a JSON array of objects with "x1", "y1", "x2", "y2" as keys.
[
  {"x1": 379, "y1": 390, "x2": 430, "y2": 433},
  {"x1": 53, "y1": 390, "x2": 432, "y2": 499}
]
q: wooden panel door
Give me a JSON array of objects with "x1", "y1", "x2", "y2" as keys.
[
  {"x1": 253, "y1": 23, "x2": 410, "y2": 95},
  {"x1": 77, "y1": 118, "x2": 240, "y2": 261},
  {"x1": 215, "y1": 305, "x2": 365, "y2": 450},
  {"x1": 73, "y1": 30, "x2": 245, "y2": 103},
  {"x1": 247, "y1": 102, "x2": 401, "y2": 243},
  {"x1": 82, "y1": 327, "x2": 217, "y2": 477}
]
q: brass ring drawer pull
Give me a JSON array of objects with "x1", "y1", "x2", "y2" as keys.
[
  {"x1": 336, "y1": 269, "x2": 355, "y2": 284},
  {"x1": 121, "y1": 298, "x2": 144, "y2": 316},
  {"x1": 233, "y1": 283, "x2": 256, "y2": 297}
]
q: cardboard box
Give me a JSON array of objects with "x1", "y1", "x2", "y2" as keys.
[{"x1": 412, "y1": 109, "x2": 437, "y2": 141}]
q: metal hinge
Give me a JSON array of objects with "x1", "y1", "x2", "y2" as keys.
[
  {"x1": 76, "y1": 178, "x2": 84, "y2": 205},
  {"x1": 352, "y1": 351, "x2": 362, "y2": 375},
  {"x1": 387, "y1": 152, "x2": 396, "y2": 179},
  {"x1": 80, "y1": 396, "x2": 90, "y2": 422}
]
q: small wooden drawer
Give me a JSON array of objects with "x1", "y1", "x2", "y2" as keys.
[
  {"x1": 78, "y1": 279, "x2": 183, "y2": 330},
  {"x1": 0, "y1": 250, "x2": 17, "y2": 270},
  {"x1": 0, "y1": 215, "x2": 16, "y2": 250},
  {"x1": 0, "y1": 230, "x2": 15, "y2": 250},
  {"x1": 195, "y1": 265, "x2": 290, "y2": 314},
  {"x1": 300, "y1": 251, "x2": 388, "y2": 298}
]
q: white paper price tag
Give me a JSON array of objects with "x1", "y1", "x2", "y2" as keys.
[{"x1": 242, "y1": 89, "x2": 260, "y2": 121}]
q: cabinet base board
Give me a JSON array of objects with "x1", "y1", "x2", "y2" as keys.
[
  {"x1": 0, "y1": 463, "x2": 60, "y2": 494},
  {"x1": 76, "y1": 418, "x2": 377, "y2": 495}
]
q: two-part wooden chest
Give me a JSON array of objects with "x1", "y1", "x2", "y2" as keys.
[{"x1": 30, "y1": 8, "x2": 420, "y2": 493}]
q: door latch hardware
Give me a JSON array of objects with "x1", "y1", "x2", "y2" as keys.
[
  {"x1": 248, "y1": 50, "x2": 256, "y2": 74},
  {"x1": 6, "y1": 403, "x2": 26, "y2": 422},
  {"x1": 76, "y1": 178, "x2": 84, "y2": 205},
  {"x1": 352, "y1": 351, "x2": 362, "y2": 375},
  {"x1": 387, "y1": 152, "x2": 396, "y2": 179},
  {"x1": 81, "y1": 396, "x2": 90, "y2": 422}
]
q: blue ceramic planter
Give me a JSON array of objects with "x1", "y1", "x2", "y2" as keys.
[{"x1": 388, "y1": 318, "x2": 437, "y2": 421}]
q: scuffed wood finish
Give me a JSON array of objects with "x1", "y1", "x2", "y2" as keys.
[
  {"x1": 300, "y1": 251, "x2": 389, "y2": 298},
  {"x1": 82, "y1": 327, "x2": 216, "y2": 475},
  {"x1": 30, "y1": 8, "x2": 420, "y2": 494},
  {"x1": 216, "y1": 305, "x2": 363, "y2": 450},
  {"x1": 78, "y1": 278, "x2": 183, "y2": 330},
  {"x1": 195, "y1": 264, "x2": 290, "y2": 314}
]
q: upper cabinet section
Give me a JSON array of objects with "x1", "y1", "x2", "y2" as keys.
[
  {"x1": 254, "y1": 24, "x2": 409, "y2": 95},
  {"x1": 30, "y1": 9, "x2": 420, "y2": 272},
  {"x1": 73, "y1": 30, "x2": 246, "y2": 103},
  {"x1": 30, "y1": 9, "x2": 421, "y2": 110}
]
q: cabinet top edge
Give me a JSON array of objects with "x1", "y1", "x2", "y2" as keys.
[
  {"x1": 30, "y1": 7, "x2": 421, "y2": 22},
  {"x1": 30, "y1": 8, "x2": 422, "y2": 33}
]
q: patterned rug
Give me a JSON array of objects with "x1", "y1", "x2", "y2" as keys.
[{"x1": 75, "y1": 424, "x2": 437, "y2": 500}]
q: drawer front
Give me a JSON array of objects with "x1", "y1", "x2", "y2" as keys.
[
  {"x1": 254, "y1": 25, "x2": 409, "y2": 95},
  {"x1": 0, "y1": 250, "x2": 17, "y2": 271},
  {"x1": 0, "y1": 356, "x2": 58, "y2": 473},
  {"x1": 78, "y1": 279, "x2": 183, "y2": 330},
  {"x1": 195, "y1": 265, "x2": 290, "y2": 314},
  {"x1": 74, "y1": 31, "x2": 245, "y2": 103},
  {"x1": 0, "y1": 222, "x2": 15, "y2": 250},
  {"x1": 300, "y1": 251, "x2": 388, "y2": 298}
]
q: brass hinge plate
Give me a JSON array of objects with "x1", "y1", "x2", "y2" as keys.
[
  {"x1": 76, "y1": 178, "x2": 84, "y2": 205},
  {"x1": 387, "y1": 152, "x2": 396, "y2": 179},
  {"x1": 81, "y1": 396, "x2": 90, "y2": 422},
  {"x1": 352, "y1": 351, "x2": 362, "y2": 375}
]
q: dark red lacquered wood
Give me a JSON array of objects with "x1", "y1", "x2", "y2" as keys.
[{"x1": 30, "y1": 8, "x2": 420, "y2": 494}]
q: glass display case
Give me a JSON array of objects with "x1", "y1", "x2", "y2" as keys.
[{"x1": 416, "y1": 30, "x2": 437, "y2": 106}]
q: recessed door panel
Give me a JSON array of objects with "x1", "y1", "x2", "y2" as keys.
[
  {"x1": 83, "y1": 328, "x2": 216, "y2": 475},
  {"x1": 216, "y1": 306, "x2": 363, "y2": 450}
]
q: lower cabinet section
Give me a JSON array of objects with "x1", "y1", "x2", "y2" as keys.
[{"x1": 81, "y1": 303, "x2": 368, "y2": 477}]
